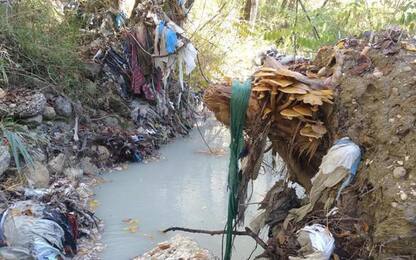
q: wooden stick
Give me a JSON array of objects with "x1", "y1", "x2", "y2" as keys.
[
  {"x1": 163, "y1": 226, "x2": 248, "y2": 236},
  {"x1": 163, "y1": 226, "x2": 272, "y2": 255}
]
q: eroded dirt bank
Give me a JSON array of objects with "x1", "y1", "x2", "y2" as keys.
[{"x1": 204, "y1": 28, "x2": 416, "y2": 258}]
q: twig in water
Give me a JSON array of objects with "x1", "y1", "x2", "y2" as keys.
[{"x1": 196, "y1": 123, "x2": 214, "y2": 154}]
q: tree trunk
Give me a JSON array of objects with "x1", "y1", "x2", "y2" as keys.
[{"x1": 243, "y1": 0, "x2": 259, "y2": 27}]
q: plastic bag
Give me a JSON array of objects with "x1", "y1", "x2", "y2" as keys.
[
  {"x1": 316, "y1": 137, "x2": 361, "y2": 178},
  {"x1": 0, "y1": 201, "x2": 66, "y2": 260},
  {"x1": 0, "y1": 247, "x2": 32, "y2": 260},
  {"x1": 313, "y1": 137, "x2": 361, "y2": 200},
  {"x1": 178, "y1": 43, "x2": 197, "y2": 75},
  {"x1": 116, "y1": 0, "x2": 136, "y2": 28},
  {"x1": 289, "y1": 224, "x2": 335, "y2": 260}
]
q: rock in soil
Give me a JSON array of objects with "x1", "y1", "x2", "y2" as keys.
[
  {"x1": 80, "y1": 157, "x2": 99, "y2": 175},
  {"x1": 54, "y1": 96, "x2": 73, "y2": 117},
  {"x1": 0, "y1": 145, "x2": 11, "y2": 177},
  {"x1": 23, "y1": 161, "x2": 50, "y2": 188},
  {"x1": 64, "y1": 167, "x2": 84, "y2": 179},
  {"x1": 43, "y1": 106, "x2": 57, "y2": 120},
  {"x1": 47, "y1": 153, "x2": 66, "y2": 174},
  {"x1": 21, "y1": 114, "x2": 43, "y2": 126},
  {"x1": 0, "y1": 90, "x2": 46, "y2": 118},
  {"x1": 91, "y1": 145, "x2": 111, "y2": 161},
  {"x1": 393, "y1": 167, "x2": 407, "y2": 179},
  {"x1": 135, "y1": 235, "x2": 215, "y2": 260}
]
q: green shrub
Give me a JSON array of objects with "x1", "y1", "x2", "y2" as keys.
[{"x1": 0, "y1": 0, "x2": 83, "y2": 92}]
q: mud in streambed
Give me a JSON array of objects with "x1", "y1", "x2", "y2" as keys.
[{"x1": 95, "y1": 120, "x2": 280, "y2": 259}]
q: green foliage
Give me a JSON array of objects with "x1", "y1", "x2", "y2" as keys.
[
  {"x1": 2, "y1": 128, "x2": 34, "y2": 172},
  {"x1": 0, "y1": 119, "x2": 35, "y2": 172},
  {"x1": 257, "y1": 0, "x2": 416, "y2": 53},
  {"x1": 0, "y1": 0, "x2": 83, "y2": 91}
]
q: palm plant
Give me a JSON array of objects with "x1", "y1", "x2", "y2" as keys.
[{"x1": 1, "y1": 119, "x2": 35, "y2": 172}]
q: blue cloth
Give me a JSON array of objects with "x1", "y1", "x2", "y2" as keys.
[
  {"x1": 157, "y1": 21, "x2": 178, "y2": 54},
  {"x1": 165, "y1": 28, "x2": 178, "y2": 54},
  {"x1": 132, "y1": 151, "x2": 143, "y2": 162},
  {"x1": 115, "y1": 12, "x2": 127, "y2": 29},
  {"x1": 157, "y1": 21, "x2": 165, "y2": 34}
]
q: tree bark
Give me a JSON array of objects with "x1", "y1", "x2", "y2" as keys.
[{"x1": 243, "y1": 0, "x2": 259, "y2": 27}]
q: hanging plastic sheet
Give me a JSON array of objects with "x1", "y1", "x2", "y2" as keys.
[{"x1": 284, "y1": 137, "x2": 361, "y2": 225}]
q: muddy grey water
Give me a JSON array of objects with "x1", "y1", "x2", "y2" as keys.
[{"x1": 95, "y1": 120, "x2": 282, "y2": 259}]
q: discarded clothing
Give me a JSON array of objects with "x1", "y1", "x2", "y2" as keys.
[
  {"x1": 156, "y1": 21, "x2": 178, "y2": 54},
  {"x1": 0, "y1": 200, "x2": 78, "y2": 259},
  {"x1": 289, "y1": 224, "x2": 335, "y2": 260},
  {"x1": 130, "y1": 35, "x2": 151, "y2": 98},
  {"x1": 100, "y1": 47, "x2": 130, "y2": 97}
]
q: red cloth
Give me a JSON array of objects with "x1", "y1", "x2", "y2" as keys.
[{"x1": 130, "y1": 36, "x2": 146, "y2": 96}]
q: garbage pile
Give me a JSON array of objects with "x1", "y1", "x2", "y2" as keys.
[
  {"x1": 0, "y1": 0, "x2": 201, "y2": 258},
  {"x1": 204, "y1": 28, "x2": 416, "y2": 258},
  {"x1": 77, "y1": 0, "x2": 199, "y2": 161},
  {"x1": 0, "y1": 178, "x2": 100, "y2": 259}
]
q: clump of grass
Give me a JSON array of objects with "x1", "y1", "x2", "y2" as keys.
[{"x1": 0, "y1": 0, "x2": 83, "y2": 93}]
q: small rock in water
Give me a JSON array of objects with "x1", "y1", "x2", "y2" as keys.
[
  {"x1": 400, "y1": 192, "x2": 408, "y2": 201},
  {"x1": 54, "y1": 96, "x2": 73, "y2": 117},
  {"x1": 23, "y1": 161, "x2": 50, "y2": 188},
  {"x1": 0, "y1": 145, "x2": 11, "y2": 177},
  {"x1": 43, "y1": 106, "x2": 56, "y2": 120},
  {"x1": 393, "y1": 167, "x2": 407, "y2": 179}
]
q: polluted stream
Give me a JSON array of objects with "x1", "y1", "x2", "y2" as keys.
[{"x1": 95, "y1": 119, "x2": 281, "y2": 259}]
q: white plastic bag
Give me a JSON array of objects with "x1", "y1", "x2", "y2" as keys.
[
  {"x1": 118, "y1": 0, "x2": 136, "y2": 19},
  {"x1": 289, "y1": 224, "x2": 335, "y2": 260},
  {"x1": 315, "y1": 137, "x2": 361, "y2": 179}
]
